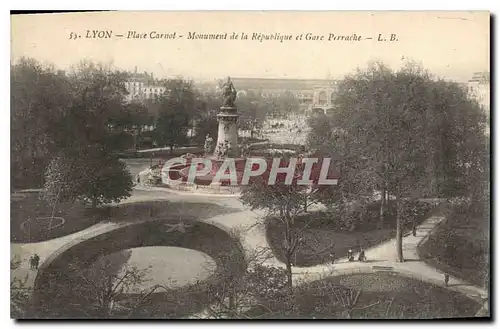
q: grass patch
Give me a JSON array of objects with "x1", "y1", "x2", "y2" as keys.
[
  {"x1": 33, "y1": 218, "x2": 246, "y2": 319},
  {"x1": 248, "y1": 142, "x2": 302, "y2": 151},
  {"x1": 102, "y1": 200, "x2": 238, "y2": 223},
  {"x1": 249, "y1": 273, "x2": 482, "y2": 319},
  {"x1": 11, "y1": 192, "x2": 101, "y2": 243},
  {"x1": 266, "y1": 200, "x2": 433, "y2": 267},
  {"x1": 117, "y1": 146, "x2": 204, "y2": 159},
  {"x1": 418, "y1": 204, "x2": 489, "y2": 288},
  {"x1": 11, "y1": 191, "x2": 238, "y2": 243}
]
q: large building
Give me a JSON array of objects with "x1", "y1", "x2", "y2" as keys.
[
  {"x1": 231, "y1": 77, "x2": 340, "y2": 112},
  {"x1": 125, "y1": 67, "x2": 167, "y2": 102}
]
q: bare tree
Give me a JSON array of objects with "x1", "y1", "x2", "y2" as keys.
[
  {"x1": 193, "y1": 227, "x2": 289, "y2": 319},
  {"x1": 68, "y1": 251, "x2": 152, "y2": 317}
]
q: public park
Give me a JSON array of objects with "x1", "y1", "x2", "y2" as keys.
[{"x1": 10, "y1": 54, "x2": 490, "y2": 319}]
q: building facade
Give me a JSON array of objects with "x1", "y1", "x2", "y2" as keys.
[
  {"x1": 231, "y1": 77, "x2": 340, "y2": 113},
  {"x1": 468, "y1": 72, "x2": 490, "y2": 112},
  {"x1": 125, "y1": 67, "x2": 167, "y2": 102}
]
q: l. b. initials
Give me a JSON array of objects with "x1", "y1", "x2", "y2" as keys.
[{"x1": 377, "y1": 33, "x2": 398, "y2": 42}]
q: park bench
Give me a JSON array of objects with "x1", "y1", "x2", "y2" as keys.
[{"x1": 372, "y1": 265, "x2": 395, "y2": 272}]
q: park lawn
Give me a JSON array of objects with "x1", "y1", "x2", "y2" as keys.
[
  {"x1": 11, "y1": 192, "x2": 101, "y2": 243},
  {"x1": 11, "y1": 191, "x2": 238, "y2": 243},
  {"x1": 289, "y1": 228, "x2": 395, "y2": 266},
  {"x1": 266, "y1": 200, "x2": 433, "y2": 267},
  {"x1": 34, "y1": 213, "x2": 246, "y2": 319},
  {"x1": 104, "y1": 200, "x2": 239, "y2": 223},
  {"x1": 248, "y1": 273, "x2": 482, "y2": 319},
  {"x1": 418, "y1": 204, "x2": 489, "y2": 288}
]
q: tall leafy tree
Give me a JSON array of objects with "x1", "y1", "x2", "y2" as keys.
[
  {"x1": 307, "y1": 61, "x2": 488, "y2": 262},
  {"x1": 236, "y1": 91, "x2": 268, "y2": 133},
  {"x1": 241, "y1": 176, "x2": 304, "y2": 290},
  {"x1": 265, "y1": 91, "x2": 301, "y2": 118},
  {"x1": 43, "y1": 149, "x2": 133, "y2": 209},
  {"x1": 240, "y1": 155, "x2": 334, "y2": 288},
  {"x1": 155, "y1": 79, "x2": 195, "y2": 152},
  {"x1": 193, "y1": 90, "x2": 220, "y2": 144},
  {"x1": 11, "y1": 58, "x2": 72, "y2": 188},
  {"x1": 13, "y1": 58, "x2": 135, "y2": 205},
  {"x1": 52, "y1": 60, "x2": 130, "y2": 152}
]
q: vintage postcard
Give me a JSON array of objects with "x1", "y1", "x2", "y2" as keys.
[{"x1": 10, "y1": 11, "x2": 490, "y2": 319}]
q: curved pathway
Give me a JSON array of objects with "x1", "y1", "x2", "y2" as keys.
[
  {"x1": 11, "y1": 189, "x2": 242, "y2": 293},
  {"x1": 204, "y1": 202, "x2": 488, "y2": 303},
  {"x1": 11, "y1": 188, "x2": 488, "y2": 316}
]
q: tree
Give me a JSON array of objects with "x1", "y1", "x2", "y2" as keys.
[
  {"x1": 11, "y1": 58, "x2": 133, "y2": 189},
  {"x1": 52, "y1": 60, "x2": 130, "y2": 153},
  {"x1": 193, "y1": 90, "x2": 220, "y2": 144},
  {"x1": 236, "y1": 91, "x2": 299, "y2": 135},
  {"x1": 40, "y1": 61, "x2": 133, "y2": 209},
  {"x1": 11, "y1": 58, "x2": 72, "y2": 188},
  {"x1": 196, "y1": 241, "x2": 290, "y2": 319},
  {"x1": 265, "y1": 91, "x2": 300, "y2": 118},
  {"x1": 287, "y1": 278, "x2": 393, "y2": 319},
  {"x1": 40, "y1": 251, "x2": 156, "y2": 318},
  {"x1": 236, "y1": 91, "x2": 267, "y2": 133},
  {"x1": 318, "y1": 62, "x2": 431, "y2": 262},
  {"x1": 43, "y1": 150, "x2": 133, "y2": 209},
  {"x1": 71, "y1": 252, "x2": 151, "y2": 317},
  {"x1": 155, "y1": 79, "x2": 195, "y2": 151},
  {"x1": 11, "y1": 258, "x2": 32, "y2": 318},
  {"x1": 240, "y1": 160, "x2": 325, "y2": 289},
  {"x1": 306, "y1": 111, "x2": 333, "y2": 151},
  {"x1": 307, "y1": 60, "x2": 489, "y2": 262},
  {"x1": 113, "y1": 101, "x2": 153, "y2": 150},
  {"x1": 43, "y1": 154, "x2": 83, "y2": 206}
]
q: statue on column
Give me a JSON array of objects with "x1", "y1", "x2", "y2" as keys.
[{"x1": 221, "y1": 76, "x2": 237, "y2": 108}]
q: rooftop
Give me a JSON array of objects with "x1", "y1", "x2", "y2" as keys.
[
  {"x1": 468, "y1": 72, "x2": 490, "y2": 84},
  {"x1": 231, "y1": 77, "x2": 340, "y2": 91}
]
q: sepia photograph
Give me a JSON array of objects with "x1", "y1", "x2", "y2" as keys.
[{"x1": 10, "y1": 11, "x2": 490, "y2": 319}]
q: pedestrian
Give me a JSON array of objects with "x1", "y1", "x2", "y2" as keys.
[
  {"x1": 412, "y1": 224, "x2": 417, "y2": 237},
  {"x1": 444, "y1": 273, "x2": 450, "y2": 286},
  {"x1": 358, "y1": 249, "x2": 366, "y2": 262},
  {"x1": 29, "y1": 256, "x2": 34, "y2": 270},
  {"x1": 329, "y1": 253, "x2": 335, "y2": 265},
  {"x1": 33, "y1": 253, "x2": 40, "y2": 270},
  {"x1": 348, "y1": 249, "x2": 354, "y2": 262}
]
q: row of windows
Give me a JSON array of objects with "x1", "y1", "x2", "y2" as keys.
[
  {"x1": 126, "y1": 93, "x2": 161, "y2": 100},
  {"x1": 128, "y1": 87, "x2": 165, "y2": 94},
  {"x1": 125, "y1": 82, "x2": 165, "y2": 91},
  {"x1": 291, "y1": 89, "x2": 339, "y2": 100}
]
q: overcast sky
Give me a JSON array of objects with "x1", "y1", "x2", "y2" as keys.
[{"x1": 11, "y1": 11, "x2": 489, "y2": 82}]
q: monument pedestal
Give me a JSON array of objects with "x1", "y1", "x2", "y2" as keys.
[{"x1": 215, "y1": 106, "x2": 239, "y2": 157}]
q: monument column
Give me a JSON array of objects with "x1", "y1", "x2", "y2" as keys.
[{"x1": 215, "y1": 77, "x2": 240, "y2": 157}]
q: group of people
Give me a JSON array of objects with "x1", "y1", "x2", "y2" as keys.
[
  {"x1": 329, "y1": 248, "x2": 367, "y2": 264},
  {"x1": 347, "y1": 249, "x2": 367, "y2": 262},
  {"x1": 29, "y1": 253, "x2": 40, "y2": 270}
]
